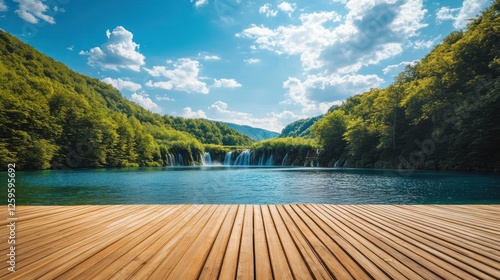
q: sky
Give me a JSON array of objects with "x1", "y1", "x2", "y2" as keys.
[{"x1": 0, "y1": 0, "x2": 492, "y2": 132}]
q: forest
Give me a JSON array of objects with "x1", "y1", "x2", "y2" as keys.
[
  {"x1": 0, "y1": 30, "x2": 252, "y2": 170},
  {"x1": 1, "y1": 1, "x2": 499, "y2": 172},
  {"x1": 311, "y1": 1, "x2": 499, "y2": 172}
]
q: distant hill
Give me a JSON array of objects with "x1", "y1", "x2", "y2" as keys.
[
  {"x1": 279, "y1": 115, "x2": 323, "y2": 138},
  {"x1": 211, "y1": 121, "x2": 279, "y2": 141}
]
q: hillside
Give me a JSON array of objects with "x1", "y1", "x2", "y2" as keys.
[
  {"x1": 212, "y1": 121, "x2": 279, "y2": 141},
  {"x1": 0, "y1": 30, "x2": 250, "y2": 170},
  {"x1": 311, "y1": 1, "x2": 500, "y2": 171},
  {"x1": 279, "y1": 115, "x2": 323, "y2": 138}
]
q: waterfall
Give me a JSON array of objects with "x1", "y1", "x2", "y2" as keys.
[
  {"x1": 224, "y1": 152, "x2": 233, "y2": 165},
  {"x1": 234, "y1": 149, "x2": 251, "y2": 165},
  {"x1": 168, "y1": 154, "x2": 176, "y2": 166},
  {"x1": 334, "y1": 159, "x2": 339, "y2": 168},
  {"x1": 258, "y1": 155, "x2": 264, "y2": 166},
  {"x1": 281, "y1": 153, "x2": 289, "y2": 166},
  {"x1": 204, "y1": 152, "x2": 212, "y2": 165},
  {"x1": 177, "y1": 154, "x2": 184, "y2": 166},
  {"x1": 343, "y1": 160, "x2": 348, "y2": 167},
  {"x1": 266, "y1": 154, "x2": 274, "y2": 166}
]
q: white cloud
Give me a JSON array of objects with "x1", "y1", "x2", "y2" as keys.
[
  {"x1": 283, "y1": 73, "x2": 384, "y2": 114},
  {"x1": 239, "y1": 0, "x2": 428, "y2": 73},
  {"x1": 382, "y1": 60, "x2": 418, "y2": 75},
  {"x1": 259, "y1": 3, "x2": 278, "y2": 17},
  {"x1": 102, "y1": 77, "x2": 142, "y2": 91},
  {"x1": 212, "y1": 78, "x2": 242, "y2": 88},
  {"x1": 183, "y1": 107, "x2": 207, "y2": 119},
  {"x1": 79, "y1": 26, "x2": 145, "y2": 72},
  {"x1": 13, "y1": 0, "x2": 55, "y2": 24},
  {"x1": 199, "y1": 54, "x2": 221, "y2": 61},
  {"x1": 0, "y1": 0, "x2": 7, "y2": 12},
  {"x1": 191, "y1": 0, "x2": 208, "y2": 8},
  {"x1": 208, "y1": 101, "x2": 305, "y2": 132},
  {"x1": 410, "y1": 35, "x2": 442, "y2": 50},
  {"x1": 144, "y1": 58, "x2": 209, "y2": 94},
  {"x1": 244, "y1": 58, "x2": 260, "y2": 64},
  {"x1": 66, "y1": 45, "x2": 74, "y2": 51},
  {"x1": 277, "y1": 2, "x2": 297, "y2": 16},
  {"x1": 436, "y1": 0, "x2": 489, "y2": 29},
  {"x1": 131, "y1": 93, "x2": 161, "y2": 113},
  {"x1": 155, "y1": 95, "x2": 175, "y2": 102}
]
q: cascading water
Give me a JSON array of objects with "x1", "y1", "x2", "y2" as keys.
[
  {"x1": 343, "y1": 160, "x2": 348, "y2": 167},
  {"x1": 266, "y1": 154, "x2": 274, "y2": 166},
  {"x1": 281, "y1": 153, "x2": 289, "y2": 166},
  {"x1": 177, "y1": 154, "x2": 184, "y2": 166},
  {"x1": 204, "y1": 152, "x2": 212, "y2": 165},
  {"x1": 334, "y1": 159, "x2": 339, "y2": 168},
  {"x1": 234, "y1": 149, "x2": 251, "y2": 165},
  {"x1": 258, "y1": 155, "x2": 264, "y2": 166},
  {"x1": 168, "y1": 154, "x2": 176, "y2": 166},
  {"x1": 224, "y1": 152, "x2": 233, "y2": 165}
]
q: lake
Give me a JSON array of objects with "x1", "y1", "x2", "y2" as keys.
[{"x1": 2, "y1": 166, "x2": 499, "y2": 205}]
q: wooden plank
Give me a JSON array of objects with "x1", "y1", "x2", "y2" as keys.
[
  {"x1": 253, "y1": 205, "x2": 273, "y2": 280},
  {"x1": 167, "y1": 205, "x2": 231, "y2": 279},
  {"x1": 198, "y1": 205, "x2": 239, "y2": 279},
  {"x1": 276, "y1": 205, "x2": 332, "y2": 280},
  {"x1": 218, "y1": 205, "x2": 245, "y2": 279},
  {"x1": 260, "y1": 205, "x2": 294, "y2": 279},
  {"x1": 316, "y1": 204, "x2": 429, "y2": 279},
  {"x1": 108, "y1": 205, "x2": 207, "y2": 279},
  {"x1": 132, "y1": 205, "x2": 219, "y2": 279},
  {"x1": 283, "y1": 205, "x2": 352, "y2": 279},
  {"x1": 54, "y1": 205, "x2": 188, "y2": 279},
  {"x1": 236, "y1": 205, "x2": 254, "y2": 279},
  {"x1": 1, "y1": 205, "x2": 498, "y2": 280}
]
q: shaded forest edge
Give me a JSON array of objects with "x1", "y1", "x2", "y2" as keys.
[{"x1": 1, "y1": 1, "x2": 499, "y2": 172}]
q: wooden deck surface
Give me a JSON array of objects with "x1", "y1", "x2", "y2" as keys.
[{"x1": 1, "y1": 205, "x2": 499, "y2": 279}]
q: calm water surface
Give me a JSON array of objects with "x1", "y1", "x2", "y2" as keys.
[{"x1": 2, "y1": 167, "x2": 499, "y2": 205}]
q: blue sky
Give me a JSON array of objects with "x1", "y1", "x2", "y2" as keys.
[{"x1": 0, "y1": 0, "x2": 492, "y2": 132}]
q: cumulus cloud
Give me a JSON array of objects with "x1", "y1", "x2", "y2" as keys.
[
  {"x1": 436, "y1": 0, "x2": 489, "y2": 29},
  {"x1": 13, "y1": 0, "x2": 55, "y2": 24},
  {"x1": 183, "y1": 107, "x2": 207, "y2": 119},
  {"x1": 0, "y1": 1, "x2": 7, "y2": 12},
  {"x1": 239, "y1": 0, "x2": 427, "y2": 73},
  {"x1": 283, "y1": 73, "x2": 384, "y2": 114},
  {"x1": 102, "y1": 77, "x2": 142, "y2": 91},
  {"x1": 277, "y1": 2, "x2": 297, "y2": 16},
  {"x1": 212, "y1": 78, "x2": 242, "y2": 88},
  {"x1": 208, "y1": 101, "x2": 305, "y2": 132},
  {"x1": 259, "y1": 3, "x2": 278, "y2": 17},
  {"x1": 144, "y1": 58, "x2": 209, "y2": 94},
  {"x1": 79, "y1": 26, "x2": 145, "y2": 71},
  {"x1": 131, "y1": 93, "x2": 161, "y2": 113}
]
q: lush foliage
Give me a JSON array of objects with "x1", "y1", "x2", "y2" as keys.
[
  {"x1": 250, "y1": 137, "x2": 319, "y2": 166},
  {"x1": 163, "y1": 117, "x2": 253, "y2": 146},
  {"x1": 0, "y1": 31, "x2": 221, "y2": 169},
  {"x1": 312, "y1": 1, "x2": 500, "y2": 171},
  {"x1": 279, "y1": 115, "x2": 323, "y2": 138}
]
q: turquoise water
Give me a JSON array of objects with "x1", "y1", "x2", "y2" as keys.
[{"x1": 2, "y1": 167, "x2": 499, "y2": 205}]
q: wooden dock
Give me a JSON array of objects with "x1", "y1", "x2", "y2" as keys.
[{"x1": 1, "y1": 205, "x2": 499, "y2": 279}]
